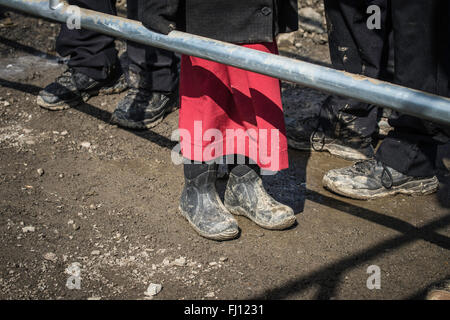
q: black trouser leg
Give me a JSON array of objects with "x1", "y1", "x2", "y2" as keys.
[
  {"x1": 126, "y1": 0, "x2": 179, "y2": 92},
  {"x1": 56, "y1": 0, "x2": 118, "y2": 81},
  {"x1": 56, "y1": 0, "x2": 119, "y2": 81},
  {"x1": 323, "y1": 0, "x2": 390, "y2": 140},
  {"x1": 376, "y1": 0, "x2": 450, "y2": 177}
]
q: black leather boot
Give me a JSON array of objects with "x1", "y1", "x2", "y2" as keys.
[
  {"x1": 224, "y1": 165, "x2": 296, "y2": 230},
  {"x1": 37, "y1": 66, "x2": 126, "y2": 111},
  {"x1": 179, "y1": 163, "x2": 239, "y2": 241},
  {"x1": 110, "y1": 70, "x2": 178, "y2": 129}
]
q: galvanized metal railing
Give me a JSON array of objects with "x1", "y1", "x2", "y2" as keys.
[{"x1": 1, "y1": 0, "x2": 450, "y2": 126}]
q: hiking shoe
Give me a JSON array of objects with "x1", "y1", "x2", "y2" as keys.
[
  {"x1": 110, "y1": 88, "x2": 178, "y2": 129},
  {"x1": 286, "y1": 116, "x2": 374, "y2": 161},
  {"x1": 224, "y1": 165, "x2": 296, "y2": 230},
  {"x1": 323, "y1": 159, "x2": 439, "y2": 200},
  {"x1": 179, "y1": 163, "x2": 239, "y2": 241},
  {"x1": 37, "y1": 68, "x2": 127, "y2": 110}
]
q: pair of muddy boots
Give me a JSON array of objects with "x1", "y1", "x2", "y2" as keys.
[
  {"x1": 179, "y1": 163, "x2": 296, "y2": 240},
  {"x1": 37, "y1": 66, "x2": 177, "y2": 129}
]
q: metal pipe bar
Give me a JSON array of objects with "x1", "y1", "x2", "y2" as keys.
[
  {"x1": 1, "y1": 0, "x2": 450, "y2": 126},
  {"x1": 49, "y1": 0, "x2": 61, "y2": 10}
]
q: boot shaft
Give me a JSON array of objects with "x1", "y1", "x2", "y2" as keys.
[{"x1": 183, "y1": 163, "x2": 218, "y2": 191}]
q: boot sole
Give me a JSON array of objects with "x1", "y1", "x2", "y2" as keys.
[
  {"x1": 322, "y1": 175, "x2": 439, "y2": 200},
  {"x1": 226, "y1": 205, "x2": 296, "y2": 230},
  {"x1": 37, "y1": 95, "x2": 82, "y2": 111},
  {"x1": 288, "y1": 138, "x2": 373, "y2": 161},
  {"x1": 178, "y1": 206, "x2": 239, "y2": 241}
]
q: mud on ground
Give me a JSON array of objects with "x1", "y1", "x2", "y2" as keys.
[{"x1": 0, "y1": 7, "x2": 449, "y2": 300}]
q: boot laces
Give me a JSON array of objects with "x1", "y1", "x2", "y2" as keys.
[
  {"x1": 380, "y1": 163, "x2": 394, "y2": 189},
  {"x1": 310, "y1": 101, "x2": 343, "y2": 151},
  {"x1": 55, "y1": 68, "x2": 75, "y2": 86},
  {"x1": 353, "y1": 159, "x2": 376, "y2": 174}
]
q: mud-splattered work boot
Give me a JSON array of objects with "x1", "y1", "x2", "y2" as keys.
[
  {"x1": 323, "y1": 159, "x2": 439, "y2": 200},
  {"x1": 110, "y1": 70, "x2": 178, "y2": 129},
  {"x1": 224, "y1": 165, "x2": 296, "y2": 230},
  {"x1": 37, "y1": 67, "x2": 126, "y2": 110},
  {"x1": 179, "y1": 163, "x2": 239, "y2": 241}
]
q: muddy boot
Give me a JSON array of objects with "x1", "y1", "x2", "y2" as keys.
[
  {"x1": 179, "y1": 163, "x2": 239, "y2": 241},
  {"x1": 37, "y1": 67, "x2": 127, "y2": 111},
  {"x1": 286, "y1": 116, "x2": 374, "y2": 161},
  {"x1": 323, "y1": 159, "x2": 439, "y2": 200},
  {"x1": 224, "y1": 164, "x2": 296, "y2": 230},
  {"x1": 110, "y1": 70, "x2": 178, "y2": 129},
  {"x1": 286, "y1": 95, "x2": 376, "y2": 161}
]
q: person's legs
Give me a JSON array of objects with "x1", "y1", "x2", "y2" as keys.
[
  {"x1": 125, "y1": 0, "x2": 178, "y2": 93},
  {"x1": 178, "y1": 43, "x2": 295, "y2": 239},
  {"x1": 376, "y1": 0, "x2": 450, "y2": 177},
  {"x1": 287, "y1": 0, "x2": 389, "y2": 161},
  {"x1": 56, "y1": 0, "x2": 119, "y2": 80},
  {"x1": 323, "y1": 0, "x2": 449, "y2": 199},
  {"x1": 110, "y1": 0, "x2": 179, "y2": 129},
  {"x1": 37, "y1": 0, "x2": 126, "y2": 110}
]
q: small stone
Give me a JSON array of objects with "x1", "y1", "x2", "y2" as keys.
[
  {"x1": 219, "y1": 257, "x2": 228, "y2": 263},
  {"x1": 43, "y1": 252, "x2": 58, "y2": 263},
  {"x1": 80, "y1": 141, "x2": 91, "y2": 149},
  {"x1": 37, "y1": 168, "x2": 44, "y2": 176},
  {"x1": 209, "y1": 262, "x2": 217, "y2": 266},
  {"x1": 22, "y1": 226, "x2": 35, "y2": 233},
  {"x1": 173, "y1": 257, "x2": 186, "y2": 267},
  {"x1": 91, "y1": 250, "x2": 101, "y2": 256},
  {"x1": 162, "y1": 258, "x2": 171, "y2": 266},
  {"x1": 25, "y1": 139, "x2": 35, "y2": 145},
  {"x1": 144, "y1": 283, "x2": 162, "y2": 297},
  {"x1": 277, "y1": 33, "x2": 296, "y2": 47},
  {"x1": 60, "y1": 130, "x2": 69, "y2": 136},
  {"x1": 205, "y1": 292, "x2": 215, "y2": 298}
]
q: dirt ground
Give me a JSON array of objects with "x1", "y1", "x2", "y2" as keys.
[{"x1": 0, "y1": 7, "x2": 449, "y2": 300}]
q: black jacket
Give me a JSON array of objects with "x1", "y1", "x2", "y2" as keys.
[{"x1": 139, "y1": 0, "x2": 298, "y2": 43}]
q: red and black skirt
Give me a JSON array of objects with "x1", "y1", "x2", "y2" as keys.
[{"x1": 178, "y1": 42, "x2": 288, "y2": 172}]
